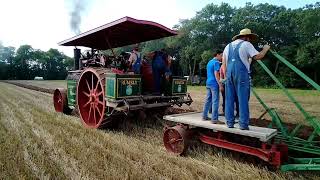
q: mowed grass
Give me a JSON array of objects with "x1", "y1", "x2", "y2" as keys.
[{"x1": 0, "y1": 81, "x2": 319, "y2": 179}]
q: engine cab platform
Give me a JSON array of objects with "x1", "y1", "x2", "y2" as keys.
[{"x1": 163, "y1": 112, "x2": 277, "y2": 142}]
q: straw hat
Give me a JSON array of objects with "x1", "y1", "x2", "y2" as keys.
[{"x1": 232, "y1": 28, "x2": 258, "y2": 41}]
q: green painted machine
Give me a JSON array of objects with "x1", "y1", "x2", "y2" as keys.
[
  {"x1": 252, "y1": 50, "x2": 320, "y2": 171},
  {"x1": 53, "y1": 17, "x2": 192, "y2": 129}
]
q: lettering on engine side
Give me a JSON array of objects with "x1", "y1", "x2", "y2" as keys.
[
  {"x1": 121, "y1": 79, "x2": 138, "y2": 86},
  {"x1": 174, "y1": 80, "x2": 186, "y2": 85}
]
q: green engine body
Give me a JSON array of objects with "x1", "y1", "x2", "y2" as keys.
[
  {"x1": 165, "y1": 76, "x2": 188, "y2": 96},
  {"x1": 65, "y1": 71, "x2": 188, "y2": 107},
  {"x1": 105, "y1": 73, "x2": 142, "y2": 99},
  {"x1": 67, "y1": 80, "x2": 77, "y2": 108}
]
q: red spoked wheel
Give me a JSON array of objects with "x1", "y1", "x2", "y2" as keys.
[
  {"x1": 77, "y1": 68, "x2": 107, "y2": 128},
  {"x1": 163, "y1": 125, "x2": 189, "y2": 155},
  {"x1": 53, "y1": 88, "x2": 71, "y2": 114}
]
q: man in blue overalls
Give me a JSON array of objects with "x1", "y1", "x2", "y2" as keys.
[
  {"x1": 128, "y1": 44, "x2": 142, "y2": 74},
  {"x1": 151, "y1": 49, "x2": 171, "y2": 95},
  {"x1": 222, "y1": 29, "x2": 270, "y2": 130}
]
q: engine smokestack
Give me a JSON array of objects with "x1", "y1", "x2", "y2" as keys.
[{"x1": 74, "y1": 48, "x2": 81, "y2": 70}]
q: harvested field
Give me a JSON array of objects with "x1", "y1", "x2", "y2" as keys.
[
  {"x1": 2, "y1": 80, "x2": 65, "y2": 93},
  {"x1": 0, "y1": 81, "x2": 320, "y2": 179},
  {"x1": 5, "y1": 81, "x2": 320, "y2": 125},
  {"x1": 6, "y1": 80, "x2": 66, "y2": 89}
]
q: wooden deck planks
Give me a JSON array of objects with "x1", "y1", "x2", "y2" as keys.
[{"x1": 163, "y1": 112, "x2": 277, "y2": 142}]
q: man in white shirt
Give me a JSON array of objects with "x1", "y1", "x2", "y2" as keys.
[
  {"x1": 222, "y1": 28, "x2": 270, "y2": 130},
  {"x1": 128, "y1": 44, "x2": 142, "y2": 74}
]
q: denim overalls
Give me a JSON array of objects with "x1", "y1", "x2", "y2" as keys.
[
  {"x1": 132, "y1": 53, "x2": 141, "y2": 74},
  {"x1": 152, "y1": 51, "x2": 171, "y2": 94},
  {"x1": 225, "y1": 41, "x2": 250, "y2": 129}
]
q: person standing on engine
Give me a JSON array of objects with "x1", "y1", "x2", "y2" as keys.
[
  {"x1": 128, "y1": 44, "x2": 142, "y2": 74},
  {"x1": 222, "y1": 28, "x2": 270, "y2": 130},
  {"x1": 202, "y1": 50, "x2": 224, "y2": 124},
  {"x1": 151, "y1": 49, "x2": 172, "y2": 95}
]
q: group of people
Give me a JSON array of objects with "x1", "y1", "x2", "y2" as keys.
[
  {"x1": 126, "y1": 28, "x2": 271, "y2": 130},
  {"x1": 127, "y1": 44, "x2": 172, "y2": 95},
  {"x1": 202, "y1": 28, "x2": 270, "y2": 130}
]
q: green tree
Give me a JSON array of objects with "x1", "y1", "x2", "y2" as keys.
[
  {"x1": 0, "y1": 45, "x2": 15, "y2": 79},
  {"x1": 44, "y1": 49, "x2": 70, "y2": 80},
  {"x1": 296, "y1": 39, "x2": 320, "y2": 83},
  {"x1": 14, "y1": 45, "x2": 34, "y2": 79}
]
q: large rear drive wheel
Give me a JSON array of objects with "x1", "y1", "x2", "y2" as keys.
[{"x1": 77, "y1": 68, "x2": 107, "y2": 128}]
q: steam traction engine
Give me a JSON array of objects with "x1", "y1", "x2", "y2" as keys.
[
  {"x1": 53, "y1": 17, "x2": 320, "y2": 171},
  {"x1": 53, "y1": 17, "x2": 192, "y2": 128}
]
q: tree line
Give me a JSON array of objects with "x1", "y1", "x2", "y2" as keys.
[
  {"x1": 0, "y1": 44, "x2": 73, "y2": 80},
  {"x1": 1, "y1": 2, "x2": 319, "y2": 88},
  {"x1": 137, "y1": 2, "x2": 320, "y2": 88}
]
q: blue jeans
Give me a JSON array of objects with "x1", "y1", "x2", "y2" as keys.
[
  {"x1": 225, "y1": 74, "x2": 250, "y2": 128},
  {"x1": 202, "y1": 86, "x2": 219, "y2": 121}
]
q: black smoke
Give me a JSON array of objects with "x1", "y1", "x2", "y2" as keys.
[{"x1": 68, "y1": 0, "x2": 88, "y2": 35}]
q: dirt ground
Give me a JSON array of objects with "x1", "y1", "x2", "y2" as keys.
[{"x1": 1, "y1": 81, "x2": 320, "y2": 179}]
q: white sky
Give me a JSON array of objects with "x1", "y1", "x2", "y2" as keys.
[{"x1": 0, "y1": 0, "x2": 317, "y2": 56}]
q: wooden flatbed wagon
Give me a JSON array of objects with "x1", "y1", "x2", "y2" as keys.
[{"x1": 163, "y1": 112, "x2": 287, "y2": 167}]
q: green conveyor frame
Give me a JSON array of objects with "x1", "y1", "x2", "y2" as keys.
[{"x1": 251, "y1": 50, "x2": 320, "y2": 171}]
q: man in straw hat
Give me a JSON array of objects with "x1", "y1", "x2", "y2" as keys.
[{"x1": 222, "y1": 28, "x2": 270, "y2": 130}]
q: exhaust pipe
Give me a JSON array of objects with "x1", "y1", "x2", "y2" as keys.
[{"x1": 74, "y1": 48, "x2": 81, "y2": 70}]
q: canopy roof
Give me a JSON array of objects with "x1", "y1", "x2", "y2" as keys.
[{"x1": 58, "y1": 16, "x2": 178, "y2": 50}]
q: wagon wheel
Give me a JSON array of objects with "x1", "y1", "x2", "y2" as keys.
[
  {"x1": 77, "y1": 68, "x2": 108, "y2": 128},
  {"x1": 163, "y1": 125, "x2": 189, "y2": 155},
  {"x1": 53, "y1": 88, "x2": 71, "y2": 114}
]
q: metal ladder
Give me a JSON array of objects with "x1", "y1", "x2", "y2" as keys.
[{"x1": 251, "y1": 50, "x2": 320, "y2": 171}]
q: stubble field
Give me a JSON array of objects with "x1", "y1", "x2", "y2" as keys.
[{"x1": 0, "y1": 81, "x2": 319, "y2": 179}]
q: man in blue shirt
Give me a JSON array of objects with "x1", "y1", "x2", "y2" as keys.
[{"x1": 202, "y1": 50, "x2": 224, "y2": 124}]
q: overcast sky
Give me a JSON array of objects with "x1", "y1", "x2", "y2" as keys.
[{"x1": 0, "y1": 0, "x2": 317, "y2": 56}]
